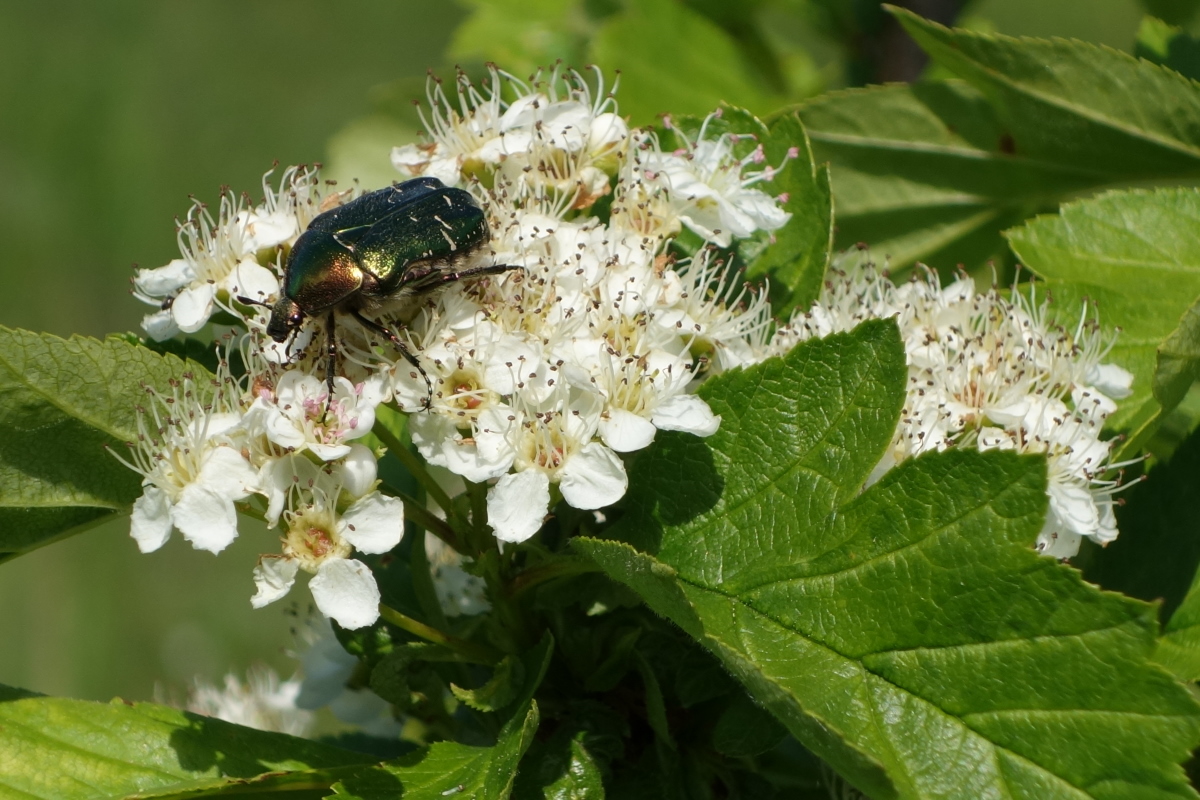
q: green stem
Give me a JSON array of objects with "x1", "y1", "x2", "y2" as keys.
[
  {"x1": 508, "y1": 557, "x2": 604, "y2": 600},
  {"x1": 390, "y1": 489, "x2": 461, "y2": 552},
  {"x1": 465, "y1": 479, "x2": 491, "y2": 556},
  {"x1": 378, "y1": 603, "x2": 500, "y2": 664},
  {"x1": 373, "y1": 420, "x2": 464, "y2": 532}
]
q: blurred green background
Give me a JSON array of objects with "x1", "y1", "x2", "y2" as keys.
[{"x1": 0, "y1": 0, "x2": 1175, "y2": 703}]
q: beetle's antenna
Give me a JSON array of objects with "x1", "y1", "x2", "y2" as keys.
[{"x1": 235, "y1": 295, "x2": 271, "y2": 308}]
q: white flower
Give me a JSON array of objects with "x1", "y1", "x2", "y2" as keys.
[
  {"x1": 779, "y1": 260, "x2": 1135, "y2": 556},
  {"x1": 251, "y1": 464, "x2": 403, "y2": 630},
  {"x1": 292, "y1": 619, "x2": 401, "y2": 736},
  {"x1": 181, "y1": 667, "x2": 312, "y2": 737},
  {"x1": 132, "y1": 167, "x2": 321, "y2": 340},
  {"x1": 112, "y1": 365, "x2": 258, "y2": 555},
  {"x1": 426, "y1": 532, "x2": 490, "y2": 616},
  {"x1": 247, "y1": 372, "x2": 385, "y2": 461}
]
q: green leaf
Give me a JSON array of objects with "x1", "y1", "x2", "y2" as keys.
[
  {"x1": 892, "y1": 8, "x2": 1200, "y2": 180},
  {"x1": 1139, "y1": 0, "x2": 1200, "y2": 27},
  {"x1": 576, "y1": 320, "x2": 1200, "y2": 799},
  {"x1": 797, "y1": 80, "x2": 1096, "y2": 271},
  {"x1": 589, "y1": 0, "x2": 778, "y2": 126},
  {"x1": 710, "y1": 693, "x2": 787, "y2": 758},
  {"x1": 451, "y1": 654, "x2": 525, "y2": 712},
  {"x1": 513, "y1": 731, "x2": 606, "y2": 800},
  {"x1": 1135, "y1": 16, "x2": 1200, "y2": 82},
  {"x1": 1006, "y1": 188, "x2": 1200, "y2": 448},
  {"x1": 0, "y1": 328, "x2": 210, "y2": 564},
  {"x1": 331, "y1": 700, "x2": 540, "y2": 800},
  {"x1": 0, "y1": 685, "x2": 369, "y2": 800},
  {"x1": 744, "y1": 111, "x2": 833, "y2": 314}
]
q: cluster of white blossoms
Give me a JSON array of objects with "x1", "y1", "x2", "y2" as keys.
[
  {"x1": 772, "y1": 262, "x2": 1135, "y2": 558},
  {"x1": 120, "y1": 66, "x2": 791, "y2": 628}
]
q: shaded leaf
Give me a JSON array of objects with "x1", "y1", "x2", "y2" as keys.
[
  {"x1": 577, "y1": 320, "x2": 1200, "y2": 799},
  {"x1": 1136, "y1": 16, "x2": 1200, "y2": 82},
  {"x1": 451, "y1": 654, "x2": 525, "y2": 713},
  {"x1": 0, "y1": 685, "x2": 368, "y2": 800}
]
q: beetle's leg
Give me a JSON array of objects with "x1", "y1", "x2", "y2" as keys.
[
  {"x1": 404, "y1": 263, "x2": 523, "y2": 295},
  {"x1": 323, "y1": 311, "x2": 338, "y2": 421},
  {"x1": 350, "y1": 310, "x2": 434, "y2": 409}
]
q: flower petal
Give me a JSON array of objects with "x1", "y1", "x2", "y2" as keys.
[
  {"x1": 310, "y1": 559, "x2": 381, "y2": 630},
  {"x1": 651, "y1": 395, "x2": 721, "y2": 437},
  {"x1": 171, "y1": 283, "x2": 218, "y2": 333},
  {"x1": 559, "y1": 443, "x2": 628, "y2": 510},
  {"x1": 487, "y1": 471, "x2": 550, "y2": 543},
  {"x1": 251, "y1": 556, "x2": 299, "y2": 608},
  {"x1": 130, "y1": 485, "x2": 174, "y2": 553},
  {"x1": 599, "y1": 408, "x2": 657, "y2": 453},
  {"x1": 171, "y1": 483, "x2": 240, "y2": 554},
  {"x1": 336, "y1": 444, "x2": 379, "y2": 498},
  {"x1": 338, "y1": 492, "x2": 404, "y2": 554}
]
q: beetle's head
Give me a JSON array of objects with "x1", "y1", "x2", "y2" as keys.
[{"x1": 267, "y1": 297, "x2": 305, "y2": 343}]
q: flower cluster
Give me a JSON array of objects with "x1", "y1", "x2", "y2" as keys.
[
  {"x1": 120, "y1": 66, "x2": 791, "y2": 626},
  {"x1": 772, "y1": 262, "x2": 1135, "y2": 558}
]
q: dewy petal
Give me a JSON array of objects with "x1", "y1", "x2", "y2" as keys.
[
  {"x1": 651, "y1": 395, "x2": 721, "y2": 437},
  {"x1": 559, "y1": 443, "x2": 628, "y2": 510},
  {"x1": 251, "y1": 556, "x2": 300, "y2": 608},
  {"x1": 130, "y1": 485, "x2": 174, "y2": 553},
  {"x1": 338, "y1": 493, "x2": 404, "y2": 555},
  {"x1": 600, "y1": 408, "x2": 657, "y2": 453},
  {"x1": 487, "y1": 471, "x2": 550, "y2": 543},
  {"x1": 171, "y1": 483, "x2": 241, "y2": 554},
  {"x1": 171, "y1": 283, "x2": 218, "y2": 333},
  {"x1": 310, "y1": 559, "x2": 381, "y2": 630}
]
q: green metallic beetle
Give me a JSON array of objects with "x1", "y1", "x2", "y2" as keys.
[{"x1": 261, "y1": 177, "x2": 512, "y2": 402}]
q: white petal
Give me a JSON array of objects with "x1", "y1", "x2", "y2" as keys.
[
  {"x1": 1087, "y1": 362, "x2": 1134, "y2": 400},
  {"x1": 338, "y1": 493, "x2": 404, "y2": 554},
  {"x1": 141, "y1": 310, "x2": 181, "y2": 342},
  {"x1": 336, "y1": 444, "x2": 379, "y2": 498},
  {"x1": 559, "y1": 443, "x2": 628, "y2": 510},
  {"x1": 651, "y1": 395, "x2": 721, "y2": 437},
  {"x1": 197, "y1": 446, "x2": 258, "y2": 500},
  {"x1": 310, "y1": 559, "x2": 381, "y2": 630},
  {"x1": 251, "y1": 556, "x2": 299, "y2": 608},
  {"x1": 171, "y1": 283, "x2": 218, "y2": 333},
  {"x1": 309, "y1": 442, "x2": 353, "y2": 461},
  {"x1": 130, "y1": 485, "x2": 173, "y2": 553},
  {"x1": 224, "y1": 259, "x2": 280, "y2": 303},
  {"x1": 1048, "y1": 481, "x2": 1100, "y2": 537},
  {"x1": 600, "y1": 408, "x2": 657, "y2": 453},
  {"x1": 134, "y1": 258, "x2": 194, "y2": 298},
  {"x1": 171, "y1": 483, "x2": 241, "y2": 553},
  {"x1": 487, "y1": 471, "x2": 550, "y2": 543}
]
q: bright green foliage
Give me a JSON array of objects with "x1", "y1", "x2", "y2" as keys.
[
  {"x1": 576, "y1": 320, "x2": 1200, "y2": 799},
  {"x1": 1007, "y1": 188, "x2": 1200, "y2": 449},
  {"x1": 330, "y1": 702, "x2": 540, "y2": 800},
  {"x1": 0, "y1": 685, "x2": 370, "y2": 800},
  {"x1": 0, "y1": 328, "x2": 210, "y2": 564},
  {"x1": 591, "y1": 0, "x2": 779, "y2": 125}
]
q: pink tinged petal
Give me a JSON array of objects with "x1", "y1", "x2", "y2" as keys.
[
  {"x1": 171, "y1": 483, "x2": 240, "y2": 554},
  {"x1": 487, "y1": 471, "x2": 550, "y2": 543},
  {"x1": 251, "y1": 556, "x2": 300, "y2": 608},
  {"x1": 559, "y1": 443, "x2": 628, "y2": 510},
  {"x1": 171, "y1": 283, "x2": 218, "y2": 333},
  {"x1": 338, "y1": 493, "x2": 404, "y2": 554},
  {"x1": 600, "y1": 409, "x2": 657, "y2": 453},
  {"x1": 651, "y1": 396, "x2": 721, "y2": 437},
  {"x1": 141, "y1": 310, "x2": 181, "y2": 342},
  {"x1": 337, "y1": 444, "x2": 379, "y2": 498},
  {"x1": 130, "y1": 485, "x2": 173, "y2": 553},
  {"x1": 310, "y1": 559, "x2": 381, "y2": 630}
]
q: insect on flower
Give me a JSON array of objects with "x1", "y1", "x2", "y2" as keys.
[{"x1": 246, "y1": 177, "x2": 516, "y2": 405}]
